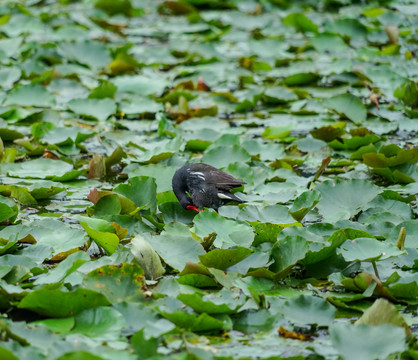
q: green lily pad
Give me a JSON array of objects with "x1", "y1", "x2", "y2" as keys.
[
  {"x1": 112, "y1": 75, "x2": 169, "y2": 96},
  {"x1": 2, "y1": 158, "x2": 73, "y2": 179},
  {"x1": 0, "y1": 195, "x2": 18, "y2": 223},
  {"x1": 132, "y1": 137, "x2": 184, "y2": 164},
  {"x1": 147, "y1": 222, "x2": 205, "y2": 272},
  {"x1": 160, "y1": 309, "x2": 230, "y2": 333},
  {"x1": 82, "y1": 263, "x2": 146, "y2": 303},
  {"x1": 310, "y1": 122, "x2": 346, "y2": 142},
  {"x1": 270, "y1": 235, "x2": 309, "y2": 276},
  {"x1": 290, "y1": 190, "x2": 321, "y2": 221},
  {"x1": 57, "y1": 41, "x2": 111, "y2": 70},
  {"x1": 42, "y1": 127, "x2": 94, "y2": 146},
  {"x1": 114, "y1": 301, "x2": 175, "y2": 338},
  {"x1": 311, "y1": 33, "x2": 349, "y2": 53},
  {"x1": 4, "y1": 84, "x2": 55, "y2": 107},
  {"x1": 76, "y1": 216, "x2": 120, "y2": 256},
  {"x1": 282, "y1": 12, "x2": 318, "y2": 33},
  {"x1": 68, "y1": 98, "x2": 116, "y2": 121},
  {"x1": 88, "y1": 189, "x2": 137, "y2": 215},
  {"x1": 330, "y1": 323, "x2": 406, "y2": 360},
  {"x1": 129, "y1": 164, "x2": 177, "y2": 192},
  {"x1": 178, "y1": 290, "x2": 244, "y2": 315},
  {"x1": 55, "y1": 351, "x2": 105, "y2": 360},
  {"x1": 394, "y1": 80, "x2": 418, "y2": 108},
  {"x1": 324, "y1": 94, "x2": 367, "y2": 123},
  {"x1": 114, "y1": 176, "x2": 157, "y2": 214},
  {"x1": 338, "y1": 237, "x2": 404, "y2": 262},
  {"x1": 202, "y1": 145, "x2": 251, "y2": 169},
  {"x1": 70, "y1": 306, "x2": 126, "y2": 340},
  {"x1": 283, "y1": 295, "x2": 336, "y2": 326},
  {"x1": 263, "y1": 87, "x2": 298, "y2": 104},
  {"x1": 0, "y1": 219, "x2": 86, "y2": 257},
  {"x1": 192, "y1": 211, "x2": 254, "y2": 249},
  {"x1": 199, "y1": 247, "x2": 253, "y2": 271},
  {"x1": 316, "y1": 179, "x2": 380, "y2": 222},
  {"x1": 33, "y1": 251, "x2": 90, "y2": 285},
  {"x1": 355, "y1": 298, "x2": 410, "y2": 336},
  {"x1": 18, "y1": 288, "x2": 111, "y2": 317}
]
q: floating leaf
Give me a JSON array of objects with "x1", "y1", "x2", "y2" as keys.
[
  {"x1": 70, "y1": 307, "x2": 126, "y2": 340},
  {"x1": 68, "y1": 98, "x2": 116, "y2": 121},
  {"x1": 34, "y1": 251, "x2": 90, "y2": 285},
  {"x1": 0, "y1": 195, "x2": 18, "y2": 223},
  {"x1": 2, "y1": 158, "x2": 73, "y2": 179},
  {"x1": 316, "y1": 179, "x2": 380, "y2": 222},
  {"x1": 270, "y1": 235, "x2": 309, "y2": 276},
  {"x1": 263, "y1": 87, "x2": 298, "y2": 104},
  {"x1": 58, "y1": 41, "x2": 111, "y2": 70},
  {"x1": 338, "y1": 237, "x2": 404, "y2": 262},
  {"x1": 4, "y1": 84, "x2": 55, "y2": 107},
  {"x1": 76, "y1": 216, "x2": 120, "y2": 256},
  {"x1": 324, "y1": 94, "x2": 367, "y2": 123},
  {"x1": 82, "y1": 263, "x2": 146, "y2": 303},
  {"x1": 147, "y1": 223, "x2": 205, "y2": 272},
  {"x1": 114, "y1": 176, "x2": 157, "y2": 214},
  {"x1": 18, "y1": 288, "x2": 111, "y2": 317},
  {"x1": 330, "y1": 323, "x2": 406, "y2": 360},
  {"x1": 199, "y1": 247, "x2": 252, "y2": 271},
  {"x1": 290, "y1": 190, "x2": 321, "y2": 221},
  {"x1": 202, "y1": 145, "x2": 251, "y2": 169},
  {"x1": 283, "y1": 295, "x2": 336, "y2": 326},
  {"x1": 192, "y1": 212, "x2": 254, "y2": 249},
  {"x1": 283, "y1": 13, "x2": 318, "y2": 33},
  {"x1": 355, "y1": 298, "x2": 411, "y2": 337}
]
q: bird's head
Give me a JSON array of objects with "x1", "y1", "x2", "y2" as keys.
[{"x1": 177, "y1": 193, "x2": 201, "y2": 212}]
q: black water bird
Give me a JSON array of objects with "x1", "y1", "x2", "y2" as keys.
[{"x1": 172, "y1": 163, "x2": 246, "y2": 212}]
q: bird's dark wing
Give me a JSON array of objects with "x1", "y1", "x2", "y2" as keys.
[
  {"x1": 206, "y1": 170, "x2": 246, "y2": 191},
  {"x1": 189, "y1": 163, "x2": 246, "y2": 191}
]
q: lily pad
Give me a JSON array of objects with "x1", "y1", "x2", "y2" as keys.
[
  {"x1": 2, "y1": 159, "x2": 74, "y2": 180},
  {"x1": 82, "y1": 263, "x2": 146, "y2": 303},
  {"x1": 192, "y1": 211, "x2": 254, "y2": 249},
  {"x1": 290, "y1": 190, "x2": 321, "y2": 221},
  {"x1": 114, "y1": 176, "x2": 157, "y2": 214},
  {"x1": 324, "y1": 94, "x2": 367, "y2": 123},
  {"x1": 4, "y1": 84, "x2": 55, "y2": 107},
  {"x1": 316, "y1": 179, "x2": 380, "y2": 222},
  {"x1": 199, "y1": 247, "x2": 253, "y2": 271},
  {"x1": 70, "y1": 306, "x2": 126, "y2": 341},
  {"x1": 0, "y1": 195, "x2": 18, "y2": 223},
  {"x1": 283, "y1": 295, "x2": 336, "y2": 326},
  {"x1": 338, "y1": 237, "x2": 404, "y2": 262},
  {"x1": 147, "y1": 223, "x2": 205, "y2": 272},
  {"x1": 330, "y1": 323, "x2": 406, "y2": 360},
  {"x1": 68, "y1": 98, "x2": 116, "y2": 121},
  {"x1": 76, "y1": 216, "x2": 120, "y2": 256},
  {"x1": 18, "y1": 288, "x2": 111, "y2": 317}
]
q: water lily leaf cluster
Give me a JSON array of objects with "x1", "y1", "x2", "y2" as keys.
[{"x1": 0, "y1": 0, "x2": 416, "y2": 359}]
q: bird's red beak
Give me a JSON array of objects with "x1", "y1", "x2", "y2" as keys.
[{"x1": 186, "y1": 205, "x2": 201, "y2": 212}]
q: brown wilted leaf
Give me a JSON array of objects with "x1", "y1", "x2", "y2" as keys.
[{"x1": 278, "y1": 327, "x2": 312, "y2": 341}]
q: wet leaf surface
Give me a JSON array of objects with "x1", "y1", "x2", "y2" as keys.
[{"x1": 0, "y1": 0, "x2": 416, "y2": 358}]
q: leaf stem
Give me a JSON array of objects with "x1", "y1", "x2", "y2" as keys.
[
  {"x1": 143, "y1": 214, "x2": 164, "y2": 231},
  {"x1": 181, "y1": 331, "x2": 191, "y2": 354},
  {"x1": 372, "y1": 261, "x2": 380, "y2": 280}
]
